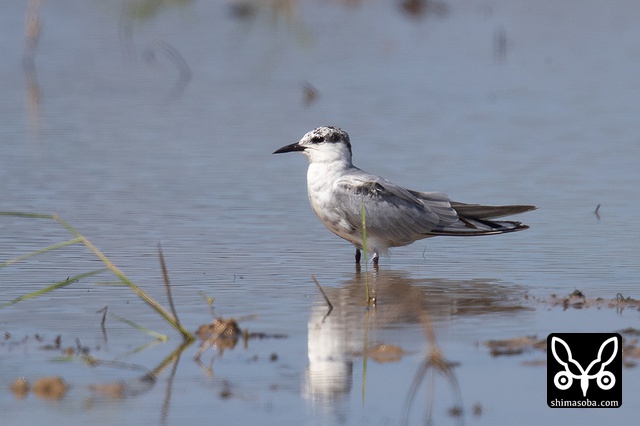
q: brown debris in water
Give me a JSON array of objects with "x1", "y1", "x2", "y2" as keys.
[
  {"x1": 534, "y1": 289, "x2": 640, "y2": 311},
  {"x1": 195, "y1": 317, "x2": 243, "y2": 359},
  {"x1": 485, "y1": 327, "x2": 640, "y2": 367},
  {"x1": 350, "y1": 343, "x2": 409, "y2": 363},
  {"x1": 196, "y1": 318, "x2": 242, "y2": 350},
  {"x1": 365, "y1": 344, "x2": 407, "y2": 363},
  {"x1": 10, "y1": 376, "x2": 68, "y2": 400},
  {"x1": 302, "y1": 82, "x2": 319, "y2": 107},
  {"x1": 32, "y1": 376, "x2": 67, "y2": 400},
  {"x1": 10, "y1": 377, "x2": 29, "y2": 399},
  {"x1": 88, "y1": 382, "x2": 127, "y2": 399},
  {"x1": 472, "y1": 402, "x2": 483, "y2": 417},
  {"x1": 219, "y1": 379, "x2": 233, "y2": 399},
  {"x1": 619, "y1": 328, "x2": 640, "y2": 367},
  {"x1": 1, "y1": 332, "x2": 94, "y2": 358},
  {"x1": 194, "y1": 316, "x2": 289, "y2": 360},
  {"x1": 40, "y1": 334, "x2": 62, "y2": 351},
  {"x1": 447, "y1": 405, "x2": 463, "y2": 417},
  {"x1": 485, "y1": 336, "x2": 546, "y2": 357}
]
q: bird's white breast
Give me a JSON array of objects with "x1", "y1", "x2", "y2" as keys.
[{"x1": 306, "y1": 162, "x2": 362, "y2": 246}]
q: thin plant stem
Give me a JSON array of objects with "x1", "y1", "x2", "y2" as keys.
[
  {"x1": 52, "y1": 214, "x2": 195, "y2": 341},
  {"x1": 0, "y1": 237, "x2": 82, "y2": 268},
  {"x1": 360, "y1": 197, "x2": 370, "y2": 304},
  {"x1": 1, "y1": 211, "x2": 195, "y2": 341},
  {"x1": 110, "y1": 312, "x2": 168, "y2": 341},
  {"x1": 0, "y1": 268, "x2": 107, "y2": 308},
  {"x1": 312, "y1": 274, "x2": 333, "y2": 311},
  {"x1": 158, "y1": 243, "x2": 183, "y2": 332},
  {"x1": 0, "y1": 212, "x2": 53, "y2": 219},
  {"x1": 362, "y1": 307, "x2": 371, "y2": 403}
]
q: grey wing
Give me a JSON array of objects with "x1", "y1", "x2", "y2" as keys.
[
  {"x1": 334, "y1": 172, "x2": 459, "y2": 246},
  {"x1": 449, "y1": 202, "x2": 536, "y2": 219},
  {"x1": 414, "y1": 192, "x2": 535, "y2": 235}
]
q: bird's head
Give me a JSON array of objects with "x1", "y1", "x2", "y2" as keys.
[{"x1": 273, "y1": 126, "x2": 353, "y2": 165}]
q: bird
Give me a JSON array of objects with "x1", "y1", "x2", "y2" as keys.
[{"x1": 273, "y1": 126, "x2": 535, "y2": 265}]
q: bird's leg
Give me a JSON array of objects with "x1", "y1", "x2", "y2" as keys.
[{"x1": 355, "y1": 248, "x2": 361, "y2": 264}]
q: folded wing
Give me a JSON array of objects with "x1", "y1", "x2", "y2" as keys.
[{"x1": 334, "y1": 170, "x2": 535, "y2": 246}]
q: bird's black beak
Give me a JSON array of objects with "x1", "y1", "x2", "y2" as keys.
[{"x1": 273, "y1": 142, "x2": 305, "y2": 154}]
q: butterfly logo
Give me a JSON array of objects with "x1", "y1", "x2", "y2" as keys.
[{"x1": 551, "y1": 336, "x2": 618, "y2": 397}]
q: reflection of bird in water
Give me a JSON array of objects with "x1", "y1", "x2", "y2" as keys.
[
  {"x1": 303, "y1": 269, "x2": 530, "y2": 419},
  {"x1": 274, "y1": 126, "x2": 535, "y2": 265}
]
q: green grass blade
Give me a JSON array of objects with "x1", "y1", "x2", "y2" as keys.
[
  {"x1": 110, "y1": 313, "x2": 168, "y2": 341},
  {"x1": 1, "y1": 212, "x2": 195, "y2": 341},
  {"x1": 0, "y1": 237, "x2": 82, "y2": 268},
  {"x1": 0, "y1": 268, "x2": 108, "y2": 308},
  {"x1": 0, "y1": 211, "x2": 55, "y2": 219},
  {"x1": 361, "y1": 197, "x2": 370, "y2": 303},
  {"x1": 52, "y1": 214, "x2": 195, "y2": 341},
  {"x1": 362, "y1": 308, "x2": 371, "y2": 403}
]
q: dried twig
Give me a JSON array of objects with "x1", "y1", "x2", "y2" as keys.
[{"x1": 311, "y1": 275, "x2": 333, "y2": 312}]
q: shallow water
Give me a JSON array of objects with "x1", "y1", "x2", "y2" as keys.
[{"x1": 1, "y1": 0, "x2": 639, "y2": 425}]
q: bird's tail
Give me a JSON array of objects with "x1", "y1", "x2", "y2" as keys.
[{"x1": 429, "y1": 202, "x2": 536, "y2": 236}]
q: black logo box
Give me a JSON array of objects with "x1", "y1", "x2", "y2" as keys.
[{"x1": 547, "y1": 333, "x2": 622, "y2": 408}]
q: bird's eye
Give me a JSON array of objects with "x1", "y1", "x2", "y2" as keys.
[{"x1": 310, "y1": 136, "x2": 325, "y2": 143}]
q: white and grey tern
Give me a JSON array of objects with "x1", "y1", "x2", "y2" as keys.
[{"x1": 274, "y1": 126, "x2": 535, "y2": 265}]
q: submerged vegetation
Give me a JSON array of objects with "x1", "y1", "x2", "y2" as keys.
[
  {"x1": 0, "y1": 211, "x2": 289, "y2": 411},
  {"x1": 0, "y1": 211, "x2": 194, "y2": 341}
]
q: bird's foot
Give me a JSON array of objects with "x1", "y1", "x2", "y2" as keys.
[{"x1": 355, "y1": 248, "x2": 379, "y2": 268}]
